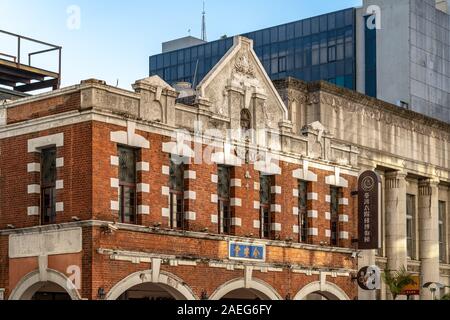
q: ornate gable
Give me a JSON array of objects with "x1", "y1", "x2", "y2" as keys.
[{"x1": 196, "y1": 36, "x2": 289, "y2": 132}]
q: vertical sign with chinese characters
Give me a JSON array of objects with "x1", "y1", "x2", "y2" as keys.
[{"x1": 358, "y1": 170, "x2": 382, "y2": 250}]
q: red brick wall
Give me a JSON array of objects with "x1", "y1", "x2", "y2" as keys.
[
  {"x1": 7, "y1": 92, "x2": 80, "y2": 125},
  {"x1": 0, "y1": 122, "x2": 93, "y2": 229}
]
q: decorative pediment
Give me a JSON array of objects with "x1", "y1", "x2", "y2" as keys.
[{"x1": 196, "y1": 36, "x2": 289, "y2": 132}]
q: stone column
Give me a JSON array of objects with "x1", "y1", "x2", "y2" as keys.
[
  {"x1": 418, "y1": 179, "x2": 440, "y2": 300},
  {"x1": 385, "y1": 171, "x2": 408, "y2": 297}
]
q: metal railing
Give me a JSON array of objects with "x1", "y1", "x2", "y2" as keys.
[{"x1": 0, "y1": 29, "x2": 62, "y2": 87}]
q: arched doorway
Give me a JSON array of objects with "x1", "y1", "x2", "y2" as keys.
[
  {"x1": 9, "y1": 269, "x2": 81, "y2": 300},
  {"x1": 304, "y1": 291, "x2": 340, "y2": 300},
  {"x1": 210, "y1": 278, "x2": 281, "y2": 300},
  {"x1": 106, "y1": 270, "x2": 197, "y2": 300},
  {"x1": 31, "y1": 282, "x2": 71, "y2": 301},
  {"x1": 117, "y1": 282, "x2": 179, "y2": 300},
  {"x1": 293, "y1": 281, "x2": 350, "y2": 301}
]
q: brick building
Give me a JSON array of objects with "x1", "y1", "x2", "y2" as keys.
[{"x1": 0, "y1": 36, "x2": 448, "y2": 301}]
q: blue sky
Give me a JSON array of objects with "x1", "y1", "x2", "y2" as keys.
[{"x1": 0, "y1": 0, "x2": 361, "y2": 90}]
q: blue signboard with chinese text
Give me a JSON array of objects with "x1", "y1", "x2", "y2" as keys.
[{"x1": 229, "y1": 242, "x2": 266, "y2": 262}]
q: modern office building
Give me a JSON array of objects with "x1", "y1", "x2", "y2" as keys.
[
  {"x1": 150, "y1": 8, "x2": 356, "y2": 90},
  {"x1": 149, "y1": 0, "x2": 450, "y2": 123}
]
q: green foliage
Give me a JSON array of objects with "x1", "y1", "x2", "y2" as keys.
[
  {"x1": 441, "y1": 294, "x2": 450, "y2": 300},
  {"x1": 382, "y1": 266, "x2": 416, "y2": 300}
]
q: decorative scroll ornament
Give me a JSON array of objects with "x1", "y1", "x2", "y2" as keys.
[{"x1": 234, "y1": 52, "x2": 255, "y2": 78}]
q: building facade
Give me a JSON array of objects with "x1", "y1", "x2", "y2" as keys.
[
  {"x1": 0, "y1": 36, "x2": 449, "y2": 301},
  {"x1": 0, "y1": 37, "x2": 360, "y2": 301}
]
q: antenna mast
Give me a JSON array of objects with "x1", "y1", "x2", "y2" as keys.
[{"x1": 201, "y1": 1, "x2": 207, "y2": 41}]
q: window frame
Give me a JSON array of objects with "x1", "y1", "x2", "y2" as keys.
[
  {"x1": 169, "y1": 159, "x2": 185, "y2": 230},
  {"x1": 298, "y1": 180, "x2": 309, "y2": 243},
  {"x1": 118, "y1": 146, "x2": 138, "y2": 225},
  {"x1": 218, "y1": 165, "x2": 232, "y2": 235},
  {"x1": 40, "y1": 147, "x2": 57, "y2": 225},
  {"x1": 260, "y1": 175, "x2": 273, "y2": 239},
  {"x1": 406, "y1": 194, "x2": 416, "y2": 259},
  {"x1": 438, "y1": 201, "x2": 447, "y2": 263},
  {"x1": 330, "y1": 186, "x2": 341, "y2": 246}
]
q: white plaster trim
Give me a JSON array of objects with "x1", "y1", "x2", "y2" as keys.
[
  {"x1": 293, "y1": 207, "x2": 299, "y2": 216},
  {"x1": 271, "y1": 223, "x2": 282, "y2": 232},
  {"x1": 254, "y1": 182, "x2": 260, "y2": 191},
  {"x1": 27, "y1": 163, "x2": 40, "y2": 173},
  {"x1": 105, "y1": 270, "x2": 196, "y2": 300},
  {"x1": 162, "y1": 166, "x2": 170, "y2": 175},
  {"x1": 185, "y1": 211, "x2": 196, "y2": 221},
  {"x1": 293, "y1": 225, "x2": 299, "y2": 234},
  {"x1": 138, "y1": 205, "x2": 150, "y2": 215},
  {"x1": 28, "y1": 133, "x2": 64, "y2": 153},
  {"x1": 292, "y1": 160, "x2": 318, "y2": 182},
  {"x1": 271, "y1": 186, "x2": 282, "y2": 194},
  {"x1": 55, "y1": 180, "x2": 64, "y2": 190},
  {"x1": 211, "y1": 214, "x2": 218, "y2": 224},
  {"x1": 325, "y1": 230, "x2": 331, "y2": 238},
  {"x1": 231, "y1": 198, "x2": 242, "y2": 207},
  {"x1": 307, "y1": 193, "x2": 318, "y2": 200},
  {"x1": 293, "y1": 189, "x2": 299, "y2": 197},
  {"x1": 110, "y1": 178, "x2": 119, "y2": 189},
  {"x1": 27, "y1": 184, "x2": 40, "y2": 194},
  {"x1": 339, "y1": 214, "x2": 349, "y2": 223},
  {"x1": 137, "y1": 183, "x2": 150, "y2": 193},
  {"x1": 325, "y1": 167, "x2": 348, "y2": 188},
  {"x1": 162, "y1": 208, "x2": 170, "y2": 218},
  {"x1": 271, "y1": 204, "x2": 281, "y2": 213},
  {"x1": 137, "y1": 162, "x2": 150, "y2": 172},
  {"x1": 254, "y1": 201, "x2": 260, "y2": 210},
  {"x1": 307, "y1": 210, "x2": 318, "y2": 218},
  {"x1": 231, "y1": 218, "x2": 242, "y2": 227},
  {"x1": 184, "y1": 170, "x2": 196, "y2": 180},
  {"x1": 293, "y1": 281, "x2": 350, "y2": 300},
  {"x1": 161, "y1": 186, "x2": 170, "y2": 196},
  {"x1": 339, "y1": 231, "x2": 349, "y2": 240},
  {"x1": 56, "y1": 158, "x2": 64, "y2": 168},
  {"x1": 211, "y1": 174, "x2": 218, "y2": 184},
  {"x1": 339, "y1": 198, "x2": 349, "y2": 206},
  {"x1": 211, "y1": 194, "x2": 218, "y2": 204},
  {"x1": 325, "y1": 212, "x2": 331, "y2": 220},
  {"x1": 325, "y1": 195, "x2": 331, "y2": 203},
  {"x1": 308, "y1": 228, "x2": 318, "y2": 236},
  {"x1": 110, "y1": 156, "x2": 119, "y2": 166},
  {"x1": 230, "y1": 179, "x2": 242, "y2": 187},
  {"x1": 111, "y1": 201, "x2": 119, "y2": 211},
  {"x1": 253, "y1": 220, "x2": 261, "y2": 229},
  {"x1": 184, "y1": 191, "x2": 196, "y2": 200},
  {"x1": 110, "y1": 121, "x2": 150, "y2": 149},
  {"x1": 55, "y1": 202, "x2": 64, "y2": 212},
  {"x1": 162, "y1": 141, "x2": 194, "y2": 158},
  {"x1": 27, "y1": 206, "x2": 39, "y2": 216}
]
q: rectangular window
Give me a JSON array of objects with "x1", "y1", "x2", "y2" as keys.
[
  {"x1": 330, "y1": 186, "x2": 340, "y2": 246},
  {"x1": 406, "y1": 194, "x2": 416, "y2": 259},
  {"x1": 169, "y1": 159, "x2": 185, "y2": 230},
  {"x1": 299, "y1": 180, "x2": 308, "y2": 243},
  {"x1": 260, "y1": 175, "x2": 273, "y2": 239},
  {"x1": 41, "y1": 147, "x2": 57, "y2": 225},
  {"x1": 218, "y1": 166, "x2": 231, "y2": 235},
  {"x1": 439, "y1": 201, "x2": 446, "y2": 263},
  {"x1": 118, "y1": 146, "x2": 137, "y2": 224},
  {"x1": 278, "y1": 56, "x2": 287, "y2": 73}
]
